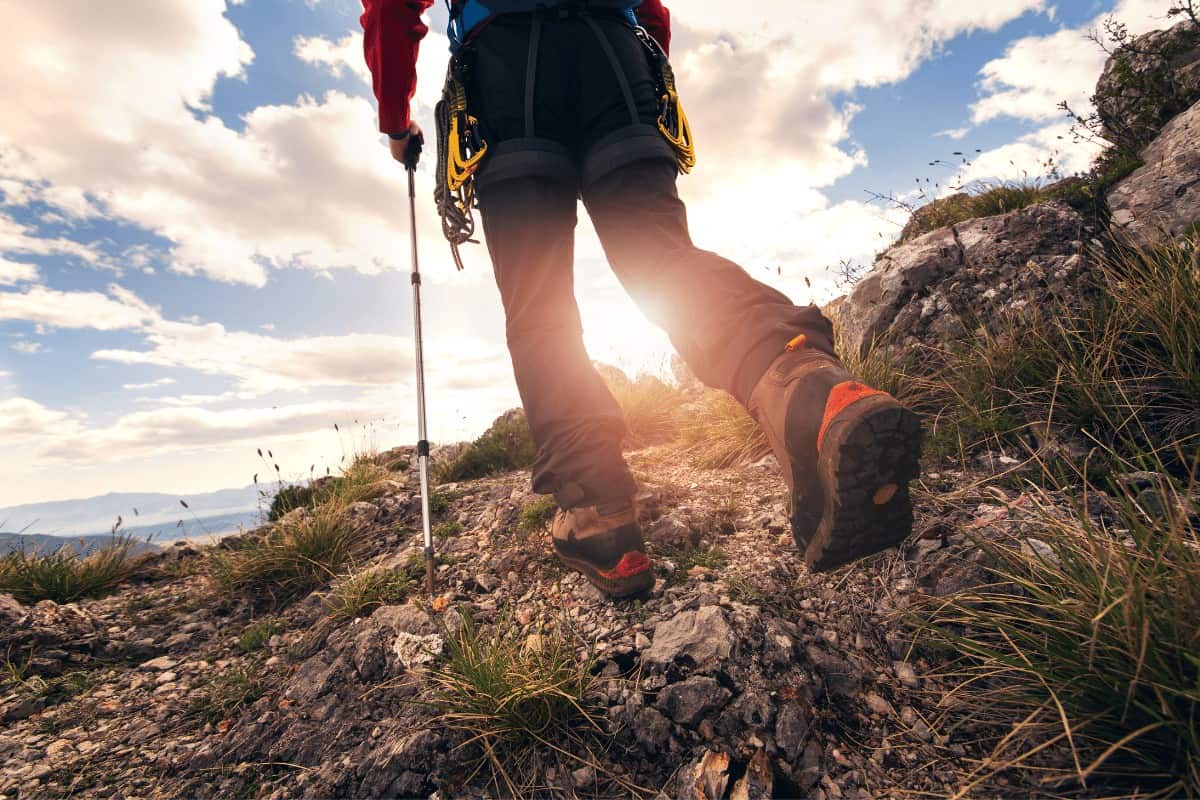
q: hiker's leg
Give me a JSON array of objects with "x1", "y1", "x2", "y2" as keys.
[
  {"x1": 477, "y1": 180, "x2": 636, "y2": 508},
  {"x1": 574, "y1": 17, "x2": 834, "y2": 406},
  {"x1": 583, "y1": 160, "x2": 834, "y2": 404},
  {"x1": 471, "y1": 15, "x2": 636, "y2": 510}
]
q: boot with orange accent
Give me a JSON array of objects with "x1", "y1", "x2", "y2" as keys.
[
  {"x1": 551, "y1": 500, "x2": 654, "y2": 598},
  {"x1": 748, "y1": 334, "x2": 923, "y2": 572}
]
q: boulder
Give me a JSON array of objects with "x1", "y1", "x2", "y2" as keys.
[
  {"x1": 1108, "y1": 99, "x2": 1200, "y2": 245},
  {"x1": 1095, "y1": 20, "x2": 1200, "y2": 152},
  {"x1": 841, "y1": 201, "x2": 1088, "y2": 359}
]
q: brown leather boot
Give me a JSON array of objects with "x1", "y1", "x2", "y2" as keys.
[
  {"x1": 749, "y1": 335, "x2": 923, "y2": 571},
  {"x1": 551, "y1": 500, "x2": 654, "y2": 597}
]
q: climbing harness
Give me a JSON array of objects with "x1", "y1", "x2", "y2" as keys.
[
  {"x1": 432, "y1": 3, "x2": 697, "y2": 265},
  {"x1": 635, "y1": 26, "x2": 696, "y2": 174},
  {"x1": 434, "y1": 54, "x2": 487, "y2": 271}
]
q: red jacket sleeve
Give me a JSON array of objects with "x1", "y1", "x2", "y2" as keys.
[
  {"x1": 637, "y1": 0, "x2": 671, "y2": 55},
  {"x1": 360, "y1": 0, "x2": 434, "y2": 135}
]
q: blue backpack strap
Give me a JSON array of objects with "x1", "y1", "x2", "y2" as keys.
[{"x1": 448, "y1": 0, "x2": 641, "y2": 49}]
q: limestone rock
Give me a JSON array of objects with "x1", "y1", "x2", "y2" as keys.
[
  {"x1": 841, "y1": 201, "x2": 1088, "y2": 359},
  {"x1": 1095, "y1": 20, "x2": 1200, "y2": 152},
  {"x1": 1108, "y1": 99, "x2": 1200, "y2": 245},
  {"x1": 644, "y1": 606, "x2": 734, "y2": 669}
]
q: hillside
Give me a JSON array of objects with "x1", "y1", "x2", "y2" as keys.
[{"x1": 2, "y1": 18, "x2": 1198, "y2": 800}]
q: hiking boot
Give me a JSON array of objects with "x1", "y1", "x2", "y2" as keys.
[
  {"x1": 551, "y1": 501, "x2": 654, "y2": 597},
  {"x1": 748, "y1": 335, "x2": 923, "y2": 572}
]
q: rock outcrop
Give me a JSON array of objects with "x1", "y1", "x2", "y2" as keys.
[
  {"x1": 1094, "y1": 19, "x2": 1200, "y2": 152},
  {"x1": 1108, "y1": 98, "x2": 1200, "y2": 245},
  {"x1": 839, "y1": 201, "x2": 1090, "y2": 359}
]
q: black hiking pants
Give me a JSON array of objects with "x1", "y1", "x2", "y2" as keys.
[{"x1": 469, "y1": 11, "x2": 834, "y2": 509}]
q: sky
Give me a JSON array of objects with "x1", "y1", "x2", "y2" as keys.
[{"x1": 0, "y1": 0, "x2": 1180, "y2": 505}]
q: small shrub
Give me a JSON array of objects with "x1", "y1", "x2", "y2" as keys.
[
  {"x1": 428, "y1": 491, "x2": 451, "y2": 515},
  {"x1": 211, "y1": 506, "x2": 357, "y2": 604},
  {"x1": 189, "y1": 664, "x2": 264, "y2": 724},
  {"x1": 0, "y1": 536, "x2": 143, "y2": 604},
  {"x1": 267, "y1": 485, "x2": 314, "y2": 522},
  {"x1": 268, "y1": 454, "x2": 390, "y2": 522},
  {"x1": 426, "y1": 611, "x2": 611, "y2": 796},
  {"x1": 324, "y1": 569, "x2": 412, "y2": 618},
  {"x1": 433, "y1": 521, "x2": 462, "y2": 539},
  {"x1": 433, "y1": 410, "x2": 537, "y2": 483},
  {"x1": 237, "y1": 620, "x2": 283, "y2": 653},
  {"x1": 518, "y1": 497, "x2": 558, "y2": 533}
]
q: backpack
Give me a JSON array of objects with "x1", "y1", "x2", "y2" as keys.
[{"x1": 446, "y1": 0, "x2": 643, "y2": 48}]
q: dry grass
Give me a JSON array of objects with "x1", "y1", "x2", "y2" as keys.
[
  {"x1": 878, "y1": 237, "x2": 1200, "y2": 465},
  {"x1": 606, "y1": 373, "x2": 684, "y2": 448},
  {"x1": 210, "y1": 505, "x2": 360, "y2": 605},
  {"x1": 904, "y1": 238, "x2": 1200, "y2": 796},
  {"x1": 423, "y1": 611, "x2": 636, "y2": 797},
  {"x1": 915, "y1": 454, "x2": 1200, "y2": 798},
  {"x1": 323, "y1": 568, "x2": 413, "y2": 619},
  {"x1": 0, "y1": 536, "x2": 145, "y2": 604},
  {"x1": 675, "y1": 390, "x2": 770, "y2": 469}
]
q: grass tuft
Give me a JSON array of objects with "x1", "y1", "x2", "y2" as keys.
[
  {"x1": 425, "y1": 611, "x2": 613, "y2": 797},
  {"x1": 189, "y1": 664, "x2": 265, "y2": 724},
  {"x1": 0, "y1": 536, "x2": 144, "y2": 604},
  {"x1": 324, "y1": 568, "x2": 413, "y2": 619},
  {"x1": 210, "y1": 505, "x2": 359, "y2": 604},
  {"x1": 916, "y1": 458, "x2": 1200, "y2": 798},
  {"x1": 604, "y1": 371, "x2": 685, "y2": 448},
  {"x1": 676, "y1": 390, "x2": 770, "y2": 469}
]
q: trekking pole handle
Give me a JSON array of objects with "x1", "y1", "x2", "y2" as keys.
[{"x1": 402, "y1": 129, "x2": 424, "y2": 173}]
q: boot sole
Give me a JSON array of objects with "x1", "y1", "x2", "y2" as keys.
[
  {"x1": 554, "y1": 550, "x2": 654, "y2": 598},
  {"x1": 802, "y1": 395, "x2": 923, "y2": 572}
]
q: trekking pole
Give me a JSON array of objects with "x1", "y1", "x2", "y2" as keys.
[{"x1": 402, "y1": 133, "x2": 436, "y2": 598}]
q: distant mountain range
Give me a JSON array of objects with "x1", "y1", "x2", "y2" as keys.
[
  {"x1": 0, "y1": 532, "x2": 163, "y2": 557},
  {"x1": 0, "y1": 485, "x2": 267, "y2": 549}
]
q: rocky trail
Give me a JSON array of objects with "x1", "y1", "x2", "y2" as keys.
[{"x1": 1, "y1": 442, "x2": 1069, "y2": 800}]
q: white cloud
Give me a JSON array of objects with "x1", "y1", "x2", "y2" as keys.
[
  {"x1": 122, "y1": 378, "x2": 177, "y2": 390},
  {"x1": 0, "y1": 1, "x2": 1059, "y2": 289},
  {"x1": 0, "y1": 213, "x2": 109, "y2": 271},
  {"x1": 0, "y1": 397, "x2": 82, "y2": 440},
  {"x1": 0, "y1": 280, "x2": 512, "y2": 396},
  {"x1": 972, "y1": 0, "x2": 1179, "y2": 126},
  {"x1": 0, "y1": 284, "x2": 159, "y2": 331},
  {"x1": 11, "y1": 340, "x2": 43, "y2": 355},
  {"x1": 0, "y1": 258, "x2": 38, "y2": 286},
  {"x1": 94, "y1": 323, "x2": 415, "y2": 393},
  {"x1": 295, "y1": 32, "x2": 371, "y2": 84},
  {"x1": 936, "y1": 127, "x2": 971, "y2": 140},
  {"x1": 37, "y1": 398, "x2": 382, "y2": 462}
]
